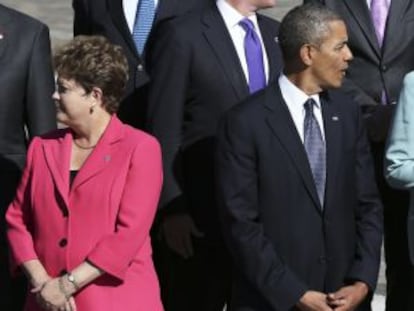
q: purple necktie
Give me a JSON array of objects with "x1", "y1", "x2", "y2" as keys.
[
  {"x1": 370, "y1": 0, "x2": 390, "y2": 46},
  {"x1": 239, "y1": 18, "x2": 266, "y2": 94}
]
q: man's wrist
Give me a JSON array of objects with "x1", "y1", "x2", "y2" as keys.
[{"x1": 353, "y1": 281, "x2": 369, "y2": 294}]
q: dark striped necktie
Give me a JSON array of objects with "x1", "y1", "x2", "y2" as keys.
[{"x1": 303, "y1": 98, "x2": 326, "y2": 207}]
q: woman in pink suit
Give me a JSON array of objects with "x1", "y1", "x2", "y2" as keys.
[{"x1": 6, "y1": 36, "x2": 164, "y2": 311}]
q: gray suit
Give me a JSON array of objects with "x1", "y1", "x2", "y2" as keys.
[{"x1": 0, "y1": 4, "x2": 56, "y2": 310}]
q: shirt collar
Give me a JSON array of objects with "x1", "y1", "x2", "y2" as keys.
[
  {"x1": 279, "y1": 74, "x2": 321, "y2": 109},
  {"x1": 216, "y1": 0, "x2": 259, "y2": 30}
]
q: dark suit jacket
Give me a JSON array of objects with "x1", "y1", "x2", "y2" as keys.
[
  {"x1": 146, "y1": 5, "x2": 283, "y2": 243},
  {"x1": 305, "y1": 0, "x2": 414, "y2": 141},
  {"x1": 216, "y1": 83, "x2": 383, "y2": 311},
  {"x1": 72, "y1": 0, "x2": 213, "y2": 128},
  {"x1": 0, "y1": 6, "x2": 56, "y2": 303},
  {"x1": 0, "y1": 5, "x2": 56, "y2": 172}
]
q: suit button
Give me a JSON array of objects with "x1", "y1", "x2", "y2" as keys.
[
  {"x1": 319, "y1": 256, "x2": 326, "y2": 264},
  {"x1": 381, "y1": 65, "x2": 387, "y2": 71},
  {"x1": 59, "y1": 238, "x2": 68, "y2": 247},
  {"x1": 137, "y1": 64, "x2": 143, "y2": 71}
]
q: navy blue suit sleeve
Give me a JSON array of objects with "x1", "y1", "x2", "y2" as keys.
[{"x1": 345, "y1": 103, "x2": 383, "y2": 291}]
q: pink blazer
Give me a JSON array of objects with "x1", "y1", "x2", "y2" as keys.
[{"x1": 6, "y1": 116, "x2": 164, "y2": 311}]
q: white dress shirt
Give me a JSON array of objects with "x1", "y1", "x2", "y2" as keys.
[
  {"x1": 216, "y1": 0, "x2": 270, "y2": 84},
  {"x1": 278, "y1": 75, "x2": 325, "y2": 142},
  {"x1": 123, "y1": 0, "x2": 160, "y2": 33}
]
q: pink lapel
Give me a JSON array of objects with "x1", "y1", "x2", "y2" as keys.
[
  {"x1": 42, "y1": 130, "x2": 72, "y2": 207},
  {"x1": 41, "y1": 116, "x2": 125, "y2": 205},
  {"x1": 70, "y1": 115, "x2": 124, "y2": 191}
]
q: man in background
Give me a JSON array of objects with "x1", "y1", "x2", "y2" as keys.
[
  {"x1": 72, "y1": 0, "x2": 212, "y2": 128},
  {"x1": 305, "y1": 1, "x2": 414, "y2": 309},
  {"x1": 0, "y1": 4, "x2": 56, "y2": 310},
  {"x1": 146, "y1": 0, "x2": 283, "y2": 309}
]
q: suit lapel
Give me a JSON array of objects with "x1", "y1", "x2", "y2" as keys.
[
  {"x1": 107, "y1": 0, "x2": 139, "y2": 57},
  {"x1": 264, "y1": 84, "x2": 322, "y2": 211},
  {"x1": 383, "y1": 0, "x2": 411, "y2": 61},
  {"x1": 342, "y1": 0, "x2": 381, "y2": 58},
  {"x1": 257, "y1": 15, "x2": 280, "y2": 84},
  {"x1": 42, "y1": 132, "x2": 72, "y2": 208},
  {"x1": 320, "y1": 93, "x2": 341, "y2": 212},
  {"x1": 71, "y1": 116, "x2": 124, "y2": 191},
  {"x1": 202, "y1": 7, "x2": 249, "y2": 100}
]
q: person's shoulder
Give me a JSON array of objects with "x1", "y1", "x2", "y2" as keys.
[
  {"x1": 257, "y1": 13, "x2": 280, "y2": 28},
  {"x1": 121, "y1": 124, "x2": 161, "y2": 149},
  {"x1": 0, "y1": 4, "x2": 49, "y2": 31},
  {"x1": 166, "y1": 8, "x2": 207, "y2": 31},
  {"x1": 323, "y1": 88, "x2": 360, "y2": 115},
  {"x1": 403, "y1": 71, "x2": 414, "y2": 85},
  {"x1": 225, "y1": 85, "x2": 276, "y2": 122},
  {"x1": 27, "y1": 129, "x2": 69, "y2": 152}
]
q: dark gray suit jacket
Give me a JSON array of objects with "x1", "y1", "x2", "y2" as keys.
[
  {"x1": 0, "y1": 5, "x2": 56, "y2": 297},
  {"x1": 72, "y1": 0, "x2": 213, "y2": 128},
  {"x1": 146, "y1": 5, "x2": 283, "y2": 244},
  {"x1": 0, "y1": 4, "x2": 56, "y2": 172},
  {"x1": 216, "y1": 83, "x2": 383, "y2": 311}
]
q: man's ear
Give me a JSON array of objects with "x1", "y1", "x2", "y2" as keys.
[{"x1": 300, "y1": 44, "x2": 315, "y2": 66}]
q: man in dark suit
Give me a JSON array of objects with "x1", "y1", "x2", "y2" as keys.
[
  {"x1": 0, "y1": 4, "x2": 56, "y2": 310},
  {"x1": 216, "y1": 4, "x2": 383, "y2": 311},
  {"x1": 303, "y1": 1, "x2": 414, "y2": 309},
  {"x1": 146, "y1": 0, "x2": 283, "y2": 310},
  {"x1": 72, "y1": 0, "x2": 212, "y2": 128}
]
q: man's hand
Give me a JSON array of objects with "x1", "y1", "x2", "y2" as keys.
[
  {"x1": 161, "y1": 213, "x2": 204, "y2": 259},
  {"x1": 297, "y1": 290, "x2": 334, "y2": 311},
  {"x1": 327, "y1": 281, "x2": 369, "y2": 311}
]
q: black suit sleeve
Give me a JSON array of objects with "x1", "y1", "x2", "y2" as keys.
[
  {"x1": 146, "y1": 21, "x2": 190, "y2": 213},
  {"x1": 216, "y1": 110, "x2": 308, "y2": 311},
  {"x1": 73, "y1": 0, "x2": 92, "y2": 36},
  {"x1": 345, "y1": 103, "x2": 383, "y2": 290},
  {"x1": 25, "y1": 23, "x2": 56, "y2": 138}
]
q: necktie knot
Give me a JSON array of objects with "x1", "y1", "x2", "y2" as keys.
[
  {"x1": 304, "y1": 98, "x2": 316, "y2": 114},
  {"x1": 239, "y1": 18, "x2": 255, "y2": 33}
]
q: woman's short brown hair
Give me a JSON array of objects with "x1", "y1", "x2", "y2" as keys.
[{"x1": 54, "y1": 35, "x2": 129, "y2": 114}]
